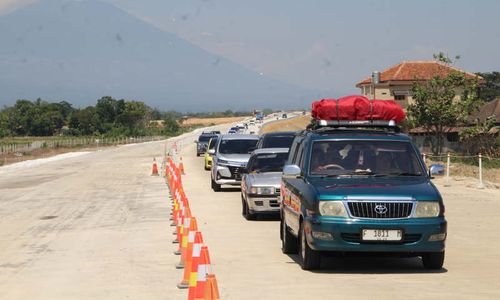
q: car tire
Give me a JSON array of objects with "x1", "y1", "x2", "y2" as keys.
[
  {"x1": 211, "y1": 178, "x2": 221, "y2": 192},
  {"x1": 281, "y1": 215, "x2": 298, "y2": 254},
  {"x1": 242, "y1": 195, "x2": 256, "y2": 220},
  {"x1": 196, "y1": 153, "x2": 200, "y2": 157},
  {"x1": 204, "y1": 164, "x2": 210, "y2": 171},
  {"x1": 422, "y1": 251, "x2": 445, "y2": 270},
  {"x1": 299, "y1": 222, "x2": 321, "y2": 270}
]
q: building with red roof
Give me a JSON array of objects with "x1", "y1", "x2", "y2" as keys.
[{"x1": 355, "y1": 61, "x2": 482, "y2": 108}]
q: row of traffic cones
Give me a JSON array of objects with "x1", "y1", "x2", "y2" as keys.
[{"x1": 165, "y1": 156, "x2": 219, "y2": 300}]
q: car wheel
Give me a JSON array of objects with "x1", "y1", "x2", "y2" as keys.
[
  {"x1": 204, "y1": 164, "x2": 210, "y2": 171},
  {"x1": 422, "y1": 251, "x2": 445, "y2": 270},
  {"x1": 242, "y1": 195, "x2": 256, "y2": 220},
  {"x1": 196, "y1": 153, "x2": 200, "y2": 157},
  {"x1": 299, "y1": 222, "x2": 321, "y2": 270},
  {"x1": 281, "y1": 215, "x2": 298, "y2": 254},
  {"x1": 211, "y1": 178, "x2": 221, "y2": 192}
]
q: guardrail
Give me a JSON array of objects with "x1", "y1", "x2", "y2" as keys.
[{"x1": 0, "y1": 136, "x2": 165, "y2": 155}]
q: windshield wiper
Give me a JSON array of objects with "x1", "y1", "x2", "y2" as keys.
[{"x1": 387, "y1": 172, "x2": 422, "y2": 176}]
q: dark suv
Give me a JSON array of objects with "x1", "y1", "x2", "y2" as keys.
[
  {"x1": 280, "y1": 120, "x2": 447, "y2": 270},
  {"x1": 256, "y1": 131, "x2": 296, "y2": 149},
  {"x1": 196, "y1": 133, "x2": 217, "y2": 156}
]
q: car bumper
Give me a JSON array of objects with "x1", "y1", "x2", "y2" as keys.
[
  {"x1": 304, "y1": 216, "x2": 447, "y2": 253},
  {"x1": 214, "y1": 165, "x2": 243, "y2": 185},
  {"x1": 247, "y1": 195, "x2": 280, "y2": 213}
]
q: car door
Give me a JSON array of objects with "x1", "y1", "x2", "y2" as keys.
[{"x1": 282, "y1": 138, "x2": 306, "y2": 236}]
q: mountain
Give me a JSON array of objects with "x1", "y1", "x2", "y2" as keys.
[{"x1": 0, "y1": 0, "x2": 318, "y2": 111}]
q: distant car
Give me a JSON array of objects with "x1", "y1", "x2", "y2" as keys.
[
  {"x1": 228, "y1": 129, "x2": 237, "y2": 134},
  {"x1": 240, "y1": 148, "x2": 289, "y2": 220},
  {"x1": 204, "y1": 136, "x2": 219, "y2": 170},
  {"x1": 282, "y1": 113, "x2": 287, "y2": 119},
  {"x1": 211, "y1": 134, "x2": 259, "y2": 191},
  {"x1": 256, "y1": 131, "x2": 296, "y2": 149},
  {"x1": 195, "y1": 133, "x2": 217, "y2": 156}
]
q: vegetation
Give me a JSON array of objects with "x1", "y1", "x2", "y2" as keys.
[
  {"x1": 408, "y1": 53, "x2": 483, "y2": 155},
  {"x1": 0, "y1": 96, "x2": 244, "y2": 139},
  {"x1": 476, "y1": 71, "x2": 500, "y2": 102}
]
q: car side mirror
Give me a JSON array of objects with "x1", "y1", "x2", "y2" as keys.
[
  {"x1": 429, "y1": 164, "x2": 444, "y2": 177},
  {"x1": 208, "y1": 149, "x2": 215, "y2": 155},
  {"x1": 283, "y1": 165, "x2": 301, "y2": 178}
]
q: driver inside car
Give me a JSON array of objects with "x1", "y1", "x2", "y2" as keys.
[{"x1": 311, "y1": 143, "x2": 344, "y2": 172}]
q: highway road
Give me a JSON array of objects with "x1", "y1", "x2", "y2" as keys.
[{"x1": 1, "y1": 118, "x2": 499, "y2": 299}]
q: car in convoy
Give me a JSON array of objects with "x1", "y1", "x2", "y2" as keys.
[
  {"x1": 256, "y1": 131, "x2": 296, "y2": 149},
  {"x1": 280, "y1": 117, "x2": 447, "y2": 270},
  {"x1": 282, "y1": 113, "x2": 287, "y2": 119},
  {"x1": 204, "y1": 136, "x2": 219, "y2": 170},
  {"x1": 211, "y1": 134, "x2": 259, "y2": 191},
  {"x1": 240, "y1": 148, "x2": 289, "y2": 220},
  {"x1": 195, "y1": 132, "x2": 218, "y2": 156}
]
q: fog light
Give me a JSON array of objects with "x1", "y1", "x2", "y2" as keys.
[
  {"x1": 428, "y1": 233, "x2": 446, "y2": 241},
  {"x1": 254, "y1": 201, "x2": 264, "y2": 206},
  {"x1": 311, "y1": 231, "x2": 333, "y2": 241}
]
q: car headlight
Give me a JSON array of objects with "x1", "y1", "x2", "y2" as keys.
[
  {"x1": 318, "y1": 201, "x2": 348, "y2": 217},
  {"x1": 218, "y1": 159, "x2": 229, "y2": 165},
  {"x1": 250, "y1": 186, "x2": 275, "y2": 195},
  {"x1": 414, "y1": 201, "x2": 440, "y2": 218}
]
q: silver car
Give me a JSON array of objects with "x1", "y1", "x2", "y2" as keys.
[
  {"x1": 211, "y1": 134, "x2": 259, "y2": 191},
  {"x1": 240, "y1": 148, "x2": 289, "y2": 220}
]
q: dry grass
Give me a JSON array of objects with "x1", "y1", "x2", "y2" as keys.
[
  {"x1": 260, "y1": 115, "x2": 311, "y2": 134},
  {"x1": 181, "y1": 116, "x2": 249, "y2": 127}
]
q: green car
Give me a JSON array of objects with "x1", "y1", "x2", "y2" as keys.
[{"x1": 280, "y1": 120, "x2": 446, "y2": 270}]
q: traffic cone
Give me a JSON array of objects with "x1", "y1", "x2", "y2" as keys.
[
  {"x1": 194, "y1": 246, "x2": 212, "y2": 299},
  {"x1": 187, "y1": 232, "x2": 204, "y2": 299},
  {"x1": 176, "y1": 217, "x2": 197, "y2": 269},
  {"x1": 179, "y1": 230, "x2": 203, "y2": 289},
  {"x1": 204, "y1": 274, "x2": 220, "y2": 300},
  {"x1": 151, "y1": 158, "x2": 159, "y2": 176},
  {"x1": 179, "y1": 156, "x2": 185, "y2": 175}
]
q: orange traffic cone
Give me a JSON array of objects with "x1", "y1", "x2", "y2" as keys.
[
  {"x1": 194, "y1": 246, "x2": 212, "y2": 299},
  {"x1": 179, "y1": 156, "x2": 185, "y2": 175},
  {"x1": 204, "y1": 274, "x2": 220, "y2": 300},
  {"x1": 187, "y1": 232, "x2": 204, "y2": 299},
  {"x1": 179, "y1": 230, "x2": 203, "y2": 289},
  {"x1": 151, "y1": 158, "x2": 159, "y2": 176},
  {"x1": 176, "y1": 216, "x2": 197, "y2": 269}
]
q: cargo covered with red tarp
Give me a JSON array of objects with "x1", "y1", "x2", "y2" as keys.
[{"x1": 311, "y1": 95, "x2": 406, "y2": 123}]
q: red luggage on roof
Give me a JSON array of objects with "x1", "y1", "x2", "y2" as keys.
[{"x1": 311, "y1": 95, "x2": 406, "y2": 123}]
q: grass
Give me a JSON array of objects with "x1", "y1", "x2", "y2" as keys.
[{"x1": 260, "y1": 115, "x2": 311, "y2": 134}]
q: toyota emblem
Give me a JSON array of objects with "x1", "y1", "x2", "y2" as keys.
[{"x1": 374, "y1": 204, "x2": 388, "y2": 214}]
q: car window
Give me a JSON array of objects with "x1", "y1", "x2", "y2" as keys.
[
  {"x1": 219, "y1": 139, "x2": 258, "y2": 154},
  {"x1": 262, "y1": 135, "x2": 295, "y2": 148},
  {"x1": 248, "y1": 152, "x2": 289, "y2": 173},
  {"x1": 309, "y1": 140, "x2": 425, "y2": 176}
]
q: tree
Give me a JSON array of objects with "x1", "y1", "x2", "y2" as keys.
[
  {"x1": 476, "y1": 71, "x2": 500, "y2": 102},
  {"x1": 408, "y1": 53, "x2": 483, "y2": 155}
]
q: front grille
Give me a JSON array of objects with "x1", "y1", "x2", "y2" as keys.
[
  {"x1": 341, "y1": 233, "x2": 422, "y2": 244},
  {"x1": 347, "y1": 201, "x2": 413, "y2": 219},
  {"x1": 270, "y1": 199, "x2": 280, "y2": 208},
  {"x1": 227, "y1": 165, "x2": 243, "y2": 179}
]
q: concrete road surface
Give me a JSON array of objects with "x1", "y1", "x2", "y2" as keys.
[{"x1": 1, "y1": 122, "x2": 499, "y2": 299}]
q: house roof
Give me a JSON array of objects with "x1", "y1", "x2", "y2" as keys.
[
  {"x1": 356, "y1": 61, "x2": 482, "y2": 87},
  {"x1": 468, "y1": 98, "x2": 500, "y2": 123}
]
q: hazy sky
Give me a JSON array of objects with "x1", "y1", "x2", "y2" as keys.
[{"x1": 2, "y1": 0, "x2": 500, "y2": 96}]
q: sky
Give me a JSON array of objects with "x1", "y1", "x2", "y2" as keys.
[{"x1": 1, "y1": 0, "x2": 500, "y2": 96}]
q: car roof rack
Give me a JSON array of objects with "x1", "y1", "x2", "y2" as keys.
[{"x1": 306, "y1": 119, "x2": 401, "y2": 133}]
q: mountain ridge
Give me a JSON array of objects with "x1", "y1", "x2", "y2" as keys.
[{"x1": 0, "y1": 0, "x2": 318, "y2": 111}]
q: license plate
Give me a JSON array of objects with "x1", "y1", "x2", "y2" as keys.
[{"x1": 362, "y1": 229, "x2": 402, "y2": 241}]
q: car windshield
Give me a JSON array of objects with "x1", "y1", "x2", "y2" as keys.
[
  {"x1": 198, "y1": 135, "x2": 213, "y2": 143},
  {"x1": 249, "y1": 152, "x2": 289, "y2": 173},
  {"x1": 208, "y1": 137, "x2": 219, "y2": 150},
  {"x1": 262, "y1": 136, "x2": 294, "y2": 148},
  {"x1": 309, "y1": 140, "x2": 424, "y2": 177},
  {"x1": 219, "y1": 139, "x2": 258, "y2": 154}
]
